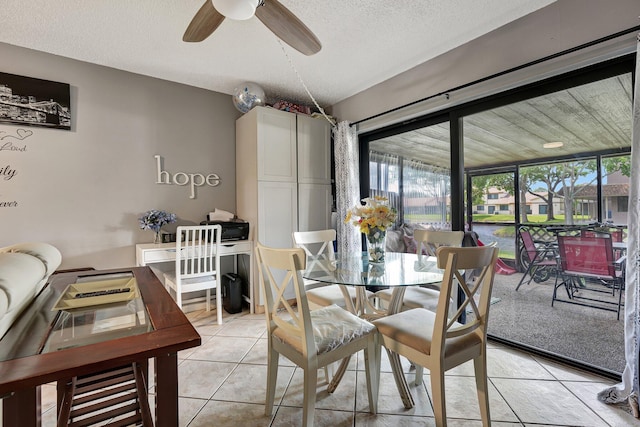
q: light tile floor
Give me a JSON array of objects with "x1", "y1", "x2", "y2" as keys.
[{"x1": 38, "y1": 309, "x2": 640, "y2": 427}]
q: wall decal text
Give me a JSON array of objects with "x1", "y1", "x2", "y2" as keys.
[{"x1": 154, "y1": 155, "x2": 220, "y2": 199}]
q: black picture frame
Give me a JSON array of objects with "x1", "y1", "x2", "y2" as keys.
[{"x1": 0, "y1": 72, "x2": 71, "y2": 130}]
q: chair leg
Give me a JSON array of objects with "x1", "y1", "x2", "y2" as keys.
[
  {"x1": 216, "y1": 286, "x2": 223, "y2": 325},
  {"x1": 430, "y1": 369, "x2": 447, "y2": 427},
  {"x1": 415, "y1": 364, "x2": 424, "y2": 386},
  {"x1": 473, "y1": 353, "x2": 491, "y2": 426},
  {"x1": 515, "y1": 263, "x2": 535, "y2": 291},
  {"x1": 264, "y1": 347, "x2": 279, "y2": 416},
  {"x1": 176, "y1": 286, "x2": 182, "y2": 309},
  {"x1": 205, "y1": 289, "x2": 211, "y2": 312},
  {"x1": 303, "y1": 363, "x2": 318, "y2": 427}
]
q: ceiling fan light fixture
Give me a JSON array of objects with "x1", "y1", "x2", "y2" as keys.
[{"x1": 212, "y1": 0, "x2": 260, "y2": 20}]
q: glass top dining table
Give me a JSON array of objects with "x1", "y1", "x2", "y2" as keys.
[
  {"x1": 303, "y1": 251, "x2": 445, "y2": 409},
  {"x1": 303, "y1": 251, "x2": 444, "y2": 319}
]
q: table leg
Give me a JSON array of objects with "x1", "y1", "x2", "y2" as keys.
[
  {"x1": 386, "y1": 287, "x2": 416, "y2": 408},
  {"x1": 155, "y1": 352, "x2": 179, "y2": 427},
  {"x1": 2, "y1": 386, "x2": 41, "y2": 427},
  {"x1": 326, "y1": 356, "x2": 351, "y2": 393}
]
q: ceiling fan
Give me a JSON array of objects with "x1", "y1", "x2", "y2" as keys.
[{"x1": 183, "y1": 0, "x2": 322, "y2": 56}]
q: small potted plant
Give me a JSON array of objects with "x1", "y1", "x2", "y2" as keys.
[{"x1": 138, "y1": 209, "x2": 177, "y2": 244}]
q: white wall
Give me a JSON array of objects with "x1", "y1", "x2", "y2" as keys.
[
  {"x1": 331, "y1": 0, "x2": 639, "y2": 125},
  {"x1": 0, "y1": 42, "x2": 241, "y2": 269}
]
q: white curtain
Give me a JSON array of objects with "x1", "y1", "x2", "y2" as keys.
[
  {"x1": 333, "y1": 121, "x2": 361, "y2": 255},
  {"x1": 598, "y1": 34, "x2": 640, "y2": 418}
]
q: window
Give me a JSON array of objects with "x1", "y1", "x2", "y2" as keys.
[
  {"x1": 367, "y1": 121, "x2": 451, "y2": 227},
  {"x1": 617, "y1": 196, "x2": 629, "y2": 213},
  {"x1": 360, "y1": 54, "x2": 633, "y2": 378}
]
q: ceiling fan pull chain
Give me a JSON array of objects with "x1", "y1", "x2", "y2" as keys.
[{"x1": 277, "y1": 39, "x2": 336, "y2": 129}]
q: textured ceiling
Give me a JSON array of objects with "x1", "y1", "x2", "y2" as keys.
[{"x1": 0, "y1": 0, "x2": 555, "y2": 108}]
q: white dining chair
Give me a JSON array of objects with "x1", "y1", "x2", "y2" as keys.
[
  {"x1": 164, "y1": 224, "x2": 223, "y2": 324},
  {"x1": 373, "y1": 245, "x2": 499, "y2": 426},
  {"x1": 375, "y1": 229, "x2": 463, "y2": 313},
  {"x1": 293, "y1": 229, "x2": 369, "y2": 312},
  {"x1": 255, "y1": 242, "x2": 380, "y2": 427}
]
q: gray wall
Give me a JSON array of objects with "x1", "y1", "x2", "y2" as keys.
[{"x1": 0, "y1": 42, "x2": 240, "y2": 269}]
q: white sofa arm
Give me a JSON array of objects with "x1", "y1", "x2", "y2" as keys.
[
  {"x1": 0, "y1": 253, "x2": 47, "y2": 315},
  {"x1": 0, "y1": 243, "x2": 62, "y2": 289}
]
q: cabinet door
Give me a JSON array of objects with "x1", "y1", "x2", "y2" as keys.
[
  {"x1": 257, "y1": 181, "x2": 298, "y2": 304},
  {"x1": 298, "y1": 183, "x2": 332, "y2": 232},
  {"x1": 257, "y1": 108, "x2": 297, "y2": 182},
  {"x1": 257, "y1": 181, "x2": 298, "y2": 248},
  {"x1": 297, "y1": 114, "x2": 331, "y2": 184}
]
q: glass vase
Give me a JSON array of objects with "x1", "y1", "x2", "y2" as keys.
[
  {"x1": 366, "y1": 227, "x2": 386, "y2": 263},
  {"x1": 154, "y1": 231, "x2": 162, "y2": 244}
]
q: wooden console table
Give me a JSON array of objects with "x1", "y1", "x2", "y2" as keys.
[{"x1": 0, "y1": 266, "x2": 201, "y2": 427}]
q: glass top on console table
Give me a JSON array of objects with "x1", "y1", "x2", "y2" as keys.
[
  {"x1": 303, "y1": 252, "x2": 443, "y2": 288},
  {"x1": 0, "y1": 269, "x2": 153, "y2": 362},
  {"x1": 41, "y1": 272, "x2": 152, "y2": 353}
]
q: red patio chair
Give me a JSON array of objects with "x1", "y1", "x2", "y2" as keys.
[
  {"x1": 553, "y1": 234, "x2": 624, "y2": 319},
  {"x1": 516, "y1": 227, "x2": 558, "y2": 291}
]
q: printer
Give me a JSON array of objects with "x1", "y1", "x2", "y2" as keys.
[{"x1": 199, "y1": 219, "x2": 250, "y2": 242}]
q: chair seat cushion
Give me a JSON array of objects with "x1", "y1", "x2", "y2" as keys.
[
  {"x1": 306, "y1": 285, "x2": 371, "y2": 308},
  {"x1": 275, "y1": 304, "x2": 375, "y2": 355},
  {"x1": 164, "y1": 272, "x2": 216, "y2": 291},
  {"x1": 373, "y1": 308, "x2": 481, "y2": 357},
  {"x1": 376, "y1": 287, "x2": 453, "y2": 312}
]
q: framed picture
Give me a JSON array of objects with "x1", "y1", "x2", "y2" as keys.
[{"x1": 0, "y1": 72, "x2": 71, "y2": 130}]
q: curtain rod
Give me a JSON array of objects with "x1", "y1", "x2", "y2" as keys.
[{"x1": 351, "y1": 24, "x2": 640, "y2": 127}]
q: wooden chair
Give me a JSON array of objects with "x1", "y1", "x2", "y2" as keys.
[
  {"x1": 292, "y1": 229, "x2": 366, "y2": 312},
  {"x1": 164, "y1": 224, "x2": 223, "y2": 324},
  {"x1": 255, "y1": 242, "x2": 380, "y2": 427},
  {"x1": 373, "y1": 245, "x2": 499, "y2": 426},
  {"x1": 375, "y1": 229, "x2": 463, "y2": 313}
]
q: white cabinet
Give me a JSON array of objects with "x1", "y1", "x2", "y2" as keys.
[{"x1": 236, "y1": 106, "x2": 332, "y2": 310}]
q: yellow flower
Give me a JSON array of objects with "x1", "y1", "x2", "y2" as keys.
[{"x1": 345, "y1": 196, "x2": 397, "y2": 234}]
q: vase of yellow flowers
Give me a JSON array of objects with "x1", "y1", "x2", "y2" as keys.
[{"x1": 345, "y1": 196, "x2": 397, "y2": 263}]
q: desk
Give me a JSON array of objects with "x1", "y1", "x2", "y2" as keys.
[
  {"x1": 0, "y1": 267, "x2": 201, "y2": 427},
  {"x1": 136, "y1": 240, "x2": 254, "y2": 313},
  {"x1": 303, "y1": 251, "x2": 444, "y2": 408}
]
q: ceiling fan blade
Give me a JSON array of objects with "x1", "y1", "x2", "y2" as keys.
[
  {"x1": 255, "y1": 0, "x2": 321, "y2": 56},
  {"x1": 183, "y1": 1, "x2": 225, "y2": 42}
]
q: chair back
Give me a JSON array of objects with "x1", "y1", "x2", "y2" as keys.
[
  {"x1": 557, "y1": 234, "x2": 616, "y2": 278},
  {"x1": 414, "y1": 229, "x2": 463, "y2": 257},
  {"x1": 255, "y1": 243, "x2": 314, "y2": 354},
  {"x1": 292, "y1": 229, "x2": 336, "y2": 260},
  {"x1": 292, "y1": 229, "x2": 337, "y2": 289},
  {"x1": 519, "y1": 227, "x2": 540, "y2": 263},
  {"x1": 581, "y1": 228, "x2": 623, "y2": 242},
  {"x1": 175, "y1": 225, "x2": 221, "y2": 279},
  {"x1": 433, "y1": 246, "x2": 499, "y2": 352}
]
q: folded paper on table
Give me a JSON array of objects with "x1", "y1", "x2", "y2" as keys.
[
  {"x1": 52, "y1": 277, "x2": 138, "y2": 311},
  {"x1": 208, "y1": 208, "x2": 235, "y2": 222}
]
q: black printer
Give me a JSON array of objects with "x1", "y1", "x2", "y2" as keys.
[{"x1": 199, "y1": 219, "x2": 250, "y2": 242}]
